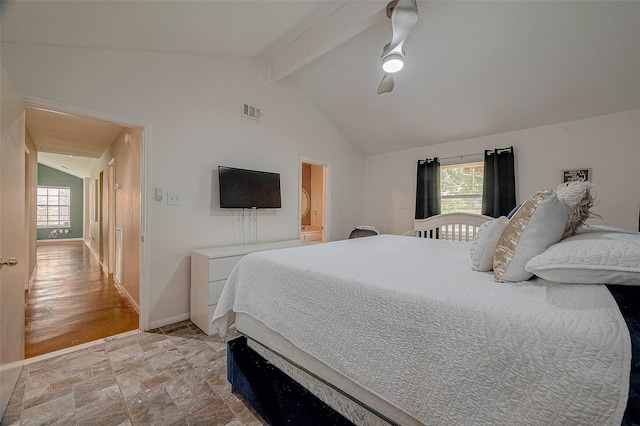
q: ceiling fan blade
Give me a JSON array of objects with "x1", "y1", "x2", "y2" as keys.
[
  {"x1": 382, "y1": 0, "x2": 418, "y2": 59},
  {"x1": 377, "y1": 73, "x2": 395, "y2": 95}
]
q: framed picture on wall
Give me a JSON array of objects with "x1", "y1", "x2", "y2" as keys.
[{"x1": 562, "y1": 168, "x2": 591, "y2": 183}]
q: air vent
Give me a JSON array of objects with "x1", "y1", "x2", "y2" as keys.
[{"x1": 242, "y1": 102, "x2": 262, "y2": 121}]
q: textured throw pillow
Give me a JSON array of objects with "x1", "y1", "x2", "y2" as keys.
[
  {"x1": 493, "y1": 190, "x2": 568, "y2": 282},
  {"x1": 555, "y1": 180, "x2": 596, "y2": 239},
  {"x1": 470, "y1": 216, "x2": 509, "y2": 272},
  {"x1": 525, "y1": 231, "x2": 640, "y2": 285}
]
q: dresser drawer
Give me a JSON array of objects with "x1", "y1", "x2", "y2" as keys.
[
  {"x1": 208, "y1": 280, "x2": 226, "y2": 305},
  {"x1": 208, "y1": 255, "x2": 243, "y2": 281}
]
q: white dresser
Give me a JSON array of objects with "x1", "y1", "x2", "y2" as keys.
[{"x1": 190, "y1": 239, "x2": 314, "y2": 335}]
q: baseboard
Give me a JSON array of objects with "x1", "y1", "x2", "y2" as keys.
[
  {"x1": 84, "y1": 239, "x2": 99, "y2": 259},
  {"x1": 113, "y1": 280, "x2": 140, "y2": 314},
  {"x1": 83, "y1": 240, "x2": 108, "y2": 273},
  {"x1": 84, "y1": 239, "x2": 140, "y2": 319},
  {"x1": 37, "y1": 238, "x2": 84, "y2": 244},
  {"x1": 27, "y1": 265, "x2": 37, "y2": 291},
  {"x1": 150, "y1": 313, "x2": 191, "y2": 330}
]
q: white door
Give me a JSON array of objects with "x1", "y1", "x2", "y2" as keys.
[{"x1": 0, "y1": 68, "x2": 26, "y2": 416}]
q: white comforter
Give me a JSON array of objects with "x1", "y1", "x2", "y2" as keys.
[{"x1": 212, "y1": 235, "x2": 630, "y2": 425}]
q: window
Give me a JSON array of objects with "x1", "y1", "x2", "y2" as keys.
[
  {"x1": 440, "y1": 161, "x2": 484, "y2": 214},
  {"x1": 37, "y1": 186, "x2": 71, "y2": 227}
]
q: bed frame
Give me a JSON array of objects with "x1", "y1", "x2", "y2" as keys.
[
  {"x1": 228, "y1": 335, "x2": 395, "y2": 425},
  {"x1": 403, "y1": 212, "x2": 493, "y2": 241}
]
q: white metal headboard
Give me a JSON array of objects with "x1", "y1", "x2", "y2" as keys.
[{"x1": 404, "y1": 212, "x2": 493, "y2": 242}]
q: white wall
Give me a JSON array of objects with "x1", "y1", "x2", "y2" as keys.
[
  {"x1": 365, "y1": 109, "x2": 640, "y2": 234},
  {"x1": 88, "y1": 127, "x2": 142, "y2": 307},
  {"x1": 2, "y1": 43, "x2": 365, "y2": 326}
]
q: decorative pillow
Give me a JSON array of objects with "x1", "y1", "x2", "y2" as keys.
[
  {"x1": 525, "y1": 231, "x2": 640, "y2": 285},
  {"x1": 493, "y1": 190, "x2": 568, "y2": 282},
  {"x1": 555, "y1": 180, "x2": 596, "y2": 239},
  {"x1": 507, "y1": 204, "x2": 521, "y2": 219},
  {"x1": 349, "y1": 226, "x2": 379, "y2": 239},
  {"x1": 470, "y1": 216, "x2": 509, "y2": 272}
]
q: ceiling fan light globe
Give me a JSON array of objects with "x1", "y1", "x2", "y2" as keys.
[{"x1": 382, "y1": 56, "x2": 404, "y2": 73}]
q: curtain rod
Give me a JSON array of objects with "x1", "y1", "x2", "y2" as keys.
[
  {"x1": 438, "y1": 147, "x2": 518, "y2": 161},
  {"x1": 439, "y1": 152, "x2": 484, "y2": 161}
]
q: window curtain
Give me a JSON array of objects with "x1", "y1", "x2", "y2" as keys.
[
  {"x1": 481, "y1": 147, "x2": 516, "y2": 218},
  {"x1": 415, "y1": 158, "x2": 441, "y2": 219}
]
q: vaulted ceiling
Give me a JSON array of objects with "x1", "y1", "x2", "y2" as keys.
[
  {"x1": 25, "y1": 107, "x2": 125, "y2": 178},
  {"x1": 26, "y1": 107, "x2": 125, "y2": 158},
  {"x1": 3, "y1": 0, "x2": 640, "y2": 158}
]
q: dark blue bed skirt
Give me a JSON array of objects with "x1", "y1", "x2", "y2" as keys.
[
  {"x1": 229, "y1": 286, "x2": 640, "y2": 426},
  {"x1": 227, "y1": 336, "x2": 354, "y2": 425},
  {"x1": 608, "y1": 285, "x2": 640, "y2": 426}
]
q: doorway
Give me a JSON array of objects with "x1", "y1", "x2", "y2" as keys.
[
  {"x1": 300, "y1": 159, "x2": 329, "y2": 243},
  {"x1": 24, "y1": 105, "x2": 145, "y2": 358}
]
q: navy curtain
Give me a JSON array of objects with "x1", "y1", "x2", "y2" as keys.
[
  {"x1": 481, "y1": 147, "x2": 516, "y2": 218},
  {"x1": 415, "y1": 158, "x2": 441, "y2": 219}
]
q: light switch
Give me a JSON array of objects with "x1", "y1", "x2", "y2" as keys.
[{"x1": 154, "y1": 187, "x2": 163, "y2": 202}]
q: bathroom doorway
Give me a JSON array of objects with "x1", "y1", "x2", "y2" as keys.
[{"x1": 300, "y1": 159, "x2": 329, "y2": 243}]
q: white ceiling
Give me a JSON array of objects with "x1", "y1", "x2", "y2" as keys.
[
  {"x1": 25, "y1": 106, "x2": 125, "y2": 178},
  {"x1": 37, "y1": 152, "x2": 98, "y2": 179},
  {"x1": 26, "y1": 107, "x2": 125, "y2": 158},
  {"x1": 3, "y1": 1, "x2": 640, "y2": 156}
]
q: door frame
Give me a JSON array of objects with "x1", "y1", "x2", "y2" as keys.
[
  {"x1": 99, "y1": 170, "x2": 105, "y2": 267},
  {"x1": 22, "y1": 96, "x2": 152, "y2": 331},
  {"x1": 108, "y1": 159, "x2": 116, "y2": 275},
  {"x1": 299, "y1": 156, "x2": 330, "y2": 242},
  {"x1": 24, "y1": 146, "x2": 32, "y2": 290}
]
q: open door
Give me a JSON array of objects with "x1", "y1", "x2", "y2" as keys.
[
  {"x1": 1, "y1": 68, "x2": 26, "y2": 416},
  {"x1": 300, "y1": 158, "x2": 330, "y2": 243}
]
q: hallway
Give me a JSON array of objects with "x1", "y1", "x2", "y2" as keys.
[{"x1": 25, "y1": 241, "x2": 139, "y2": 358}]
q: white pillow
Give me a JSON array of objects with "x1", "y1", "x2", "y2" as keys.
[
  {"x1": 525, "y1": 231, "x2": 640, "y2": 285},
  {"x1": 493, "y1": 190, "x2": 568, "y2": 282},
  {"x1": 470, "y1": 216, "x2": 509, "y2": 272}
]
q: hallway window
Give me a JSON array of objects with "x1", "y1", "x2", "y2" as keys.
[{"x1": 37, "y1": 186, "x2": 71, "y2": 227}]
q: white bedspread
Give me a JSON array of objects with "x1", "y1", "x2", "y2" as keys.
[{"x1": 212, "y1": 235, "x2": 630, "y2": 425}]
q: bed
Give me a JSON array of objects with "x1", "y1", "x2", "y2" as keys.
[{"x1": 212, "y1": 210, "x2": 639, "y2": 426}]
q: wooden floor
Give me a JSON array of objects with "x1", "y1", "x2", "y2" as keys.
[{"x1": 25, "y1": 241, "x2": 139, "y2": 358}]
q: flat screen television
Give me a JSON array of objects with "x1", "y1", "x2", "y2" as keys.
[{"x1": 218, "y1": 166, "x2": 282, "y2": 209}]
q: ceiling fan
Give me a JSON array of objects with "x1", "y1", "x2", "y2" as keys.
[{"x1": 377, "y1": 0, "x2": 419, "y2": 95}]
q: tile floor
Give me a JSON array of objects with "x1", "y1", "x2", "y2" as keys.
[{"x1": 1, "y1": 321, "x2": 266, "y2": 426}]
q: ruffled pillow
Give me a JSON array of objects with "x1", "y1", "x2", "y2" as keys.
[
  {"x1": 556, "y1": 180, "x2": 596, "y2": 239},
  {"x1": 470, "y1": 216, "x2": 509, "y2": 272}
]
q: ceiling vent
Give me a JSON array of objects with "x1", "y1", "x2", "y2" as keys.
[{"x1": 242, "y1": 102, "x2": 262, "y2": 121}]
